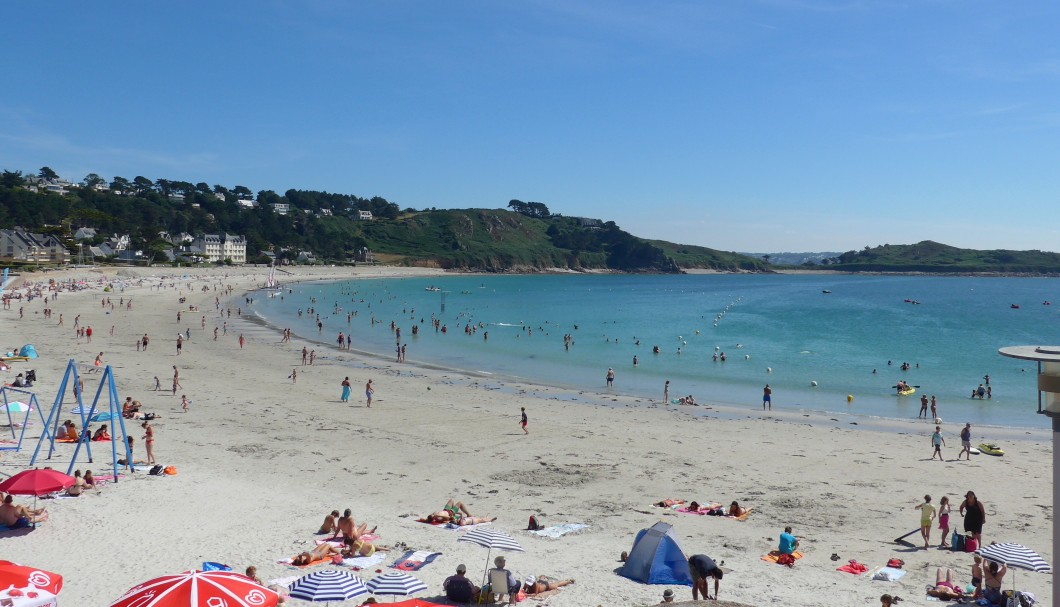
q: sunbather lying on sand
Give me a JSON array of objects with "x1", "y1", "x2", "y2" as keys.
[
  {"x1": 926, "y1": 568, "x2": 964, "y2": 600},
  {"x1": 728, "y1": 501, "x2": 748, "y2": 517},
  {"x1": 687, "y1": 501, "x2": 723, "y2": 513},
  {"x1": 654, "y1": 499, "x2": 685, "y2": 508},
  {"x1": 523, "y1": 575, "x2": 575, "y2": 595},
  {"x1": 341, "y1": 535, "x2": 389, "y2": 557},
  {"x1": 292, "y1": 543, "x2": 342, "y2": 566},
  {"x1": 425, "y1": 499, "x2": 496, "y2": 526}
]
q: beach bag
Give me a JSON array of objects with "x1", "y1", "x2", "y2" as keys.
[
  {"x1": 886, "y1": 558, "x2": 904, "y2": 569},
  {"x1": 148, "y1": 464, "x2": 164, "y2": 476},
  {"x1": 527, "y1": 515, "x2": 542, "y2": 531},
  {"x1": 776, "y1": 553, "x2": 796, "y2": 567},
  {"x1": 964, "y1": 536, "x2": 978, "y2": 552},
  {"x1": 163, "y1": 466, "x2": 178, "y2": 475},
  {"x1": 952, "y1": 532, "x2": 965, "y2": 552}
]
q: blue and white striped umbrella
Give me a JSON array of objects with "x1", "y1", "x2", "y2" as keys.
[
  {"x1": 365, "y1": 571, "x2": 428, "y2": 597},
  {"x1": 977, "y1": 543, "x2": 1051, "y2": 573},
  {"x1": 288, "y1": 569, "x2": 369, "y2": 603},
  {"x1": 457, "y1": 528, "x2": 524, "y2": 553}
]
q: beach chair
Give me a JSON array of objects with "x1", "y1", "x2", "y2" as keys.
[{"x1": 488, "y1": 569, "x2": 515, "y2": 605}]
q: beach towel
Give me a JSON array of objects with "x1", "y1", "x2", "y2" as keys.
[
  {"x1": 725, "y1": 508, "x2": 753, "y2": 521},
  {"x1": 267, "y1": 576, "x2": 300, "y2": 588},
  {"x1": 390, "y1": 550, "x2": 441, "y2": 571},
  {"x1": 447, "y1": 521, "x2": 492, "y2": 531},
  {"x1": 871, "y1": 567, "x2": 907, "y2": 582},
  {"x1": 837, "y1": 561, "x2": 868, "y2": 575},
  {"x1": 278, "y1": 556, "x2": 334, "y2": 568},
  {"x1": 315, "y1": 533, "x2": 379, "y2": 547},
  {"x1": 528, "y1": 588, "x2": 565, "y2": 601},
  {"x1": 528, "y1": 523, "x2": 589, "y2": 539},
  {"x1": 761, "y1": 551, "x2": 804, "y2": 564},
  {"x1": 340, "y1": 552, "x2": 386, "y2": 570}
]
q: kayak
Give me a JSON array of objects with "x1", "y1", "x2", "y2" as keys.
[
  {"x1": 897, "y1": 387, "x2": 916, "y2": 396},
  {"x1": 978, "y1": 443, "x2": 1004, "y2": 456}
]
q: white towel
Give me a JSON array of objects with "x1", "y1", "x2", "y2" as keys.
[{"x1": 528, "y1": 524, "x2": 589, "y2": 539}]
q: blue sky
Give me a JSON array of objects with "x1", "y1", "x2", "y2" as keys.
[{"x1": 3, "y1": 1, "x2": 1059, "y2": 252}]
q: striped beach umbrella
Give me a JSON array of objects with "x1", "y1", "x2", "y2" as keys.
[
  {"x1": 977, "y1": 542, "x2": 1050, "y2": 599},
  {"x1": 288, "y1": 569, "x2": 368, "y2": 603},
  {"x1": 457, "y1": 528, "x2": 524, "y2": 553},
  {"x1": 365, "y1": 571, "x2": 427, "y2": 597},
  {"x1": 977, "y1": 543, "x2": 1051, "y2": 573},
  {"x1": 457, "y1": 528, "x2": 525, "y2": 586}
]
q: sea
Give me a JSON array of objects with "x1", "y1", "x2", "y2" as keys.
[{"x1": 252, "y1": 273, "x2": 1060, "y2": 429}]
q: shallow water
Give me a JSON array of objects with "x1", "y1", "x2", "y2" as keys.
[{"x1": 255, "y1": 274, "x2": 1060, "y2": 428}]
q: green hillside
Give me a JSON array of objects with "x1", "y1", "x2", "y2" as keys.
[{"x1": 829, "y1": 241, "x2": 1060, "y2": 273}]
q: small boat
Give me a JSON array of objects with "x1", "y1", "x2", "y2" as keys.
[
  {"x1": 1010, "y1": 304, "x2": 1020, "y2": 309},
  {"x1": 425, "y1": 286, "x2": 441, "y2": 292},
  {"x1": 978, "y1": 443, "x2": 1004, "y2": 456},
  {"x1": 822, "y1": 290, "x2": 831, "y2": 294}
]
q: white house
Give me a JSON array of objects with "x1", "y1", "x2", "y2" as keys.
[
  {"x1": 0, "y1": 228, "x2": 70, "y2": 264},
  {"x1": 271, "y1": 203, "x2": 290, "y2": 215},
  {"x1": 74, "y1": 227, "x2": 98, "y2": 241},
  {"x1": 357, "y1": 210, "x2": 373, "y2": 220},
  {"x1": 189, "y1": 233, "x2": 247, "y2": 264}
]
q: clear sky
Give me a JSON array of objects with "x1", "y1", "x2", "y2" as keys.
[{"x1": 3, "y1": 1, "x2": 1059, "y2": 253}]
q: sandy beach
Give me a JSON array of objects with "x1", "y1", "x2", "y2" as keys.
[{"x1": 1, "y1": 265, "x2": 1052, "y2": 606}]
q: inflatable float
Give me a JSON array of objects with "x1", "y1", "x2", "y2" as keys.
[
  {"x1": 897, "y1": 387, "x2": 916, "y2": 396},
  {"x1": 978, "y1": 443, "x2": 1004, "y2": 456}
]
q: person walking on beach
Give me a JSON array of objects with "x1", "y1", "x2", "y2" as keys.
[
  {"x1": 763, "y1": 384, "x2": 772, "y2": 410},
  {"x1": 930, "y1": 425, "x2": 946, "y2": 460},
  {"x1": 154, "y1": 376, "x2": 161, "y2": 391},
  {"x1": 915, "y1": 494, "x2": 936, "y2": 549},
  {"x1": 919, "y1": 394, "x2": 929, "y2": 419},
  {"x1": 340, "y1": 377, "x2": 351, "y2": 402},
  {"x1": 520, "y1": 407, "x2": 528, "y2": 435},
  {"x1": 142, "y1": 334, "x2": 149, "y2": 350},
  {"x1": 86, "y1": 325, "x2": 93, "y2": 343},
  {"x1": 365, "y1": 379, "x2": 374, "y2": 407},
  {"x1": 181, "y1": 394, "x2": 190, "y2": 413},
  {"x1": 176, "y1": 334, "x2": 183, "y2": 355},
  {"x1": 958, "y1": 423, "x2": 972, "y2": 459},
  {"x1": 239, "y1": 334, "x2": 245, "y2": 349},
  {"x1": 289, "y1": 368, "x2": 297, "y2": 383},
  {"x1": 302, "y1": 347, "x2": 308, "y2": 366},
  {"x1": 606, "y1": 368, "x2": 615, "y2": 388},
  {"x1": 664, "y1": 380, "x2": 670, "y2": 404},
  {"x1": 172, "y1": 366, "x2": 182, "y2": 395}
]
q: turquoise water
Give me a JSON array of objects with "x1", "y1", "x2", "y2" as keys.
[{"x1": 255, "y1": 274, "x2": 1060, "y2": 428}]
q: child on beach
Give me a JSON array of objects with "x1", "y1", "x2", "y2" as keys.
[
  {"x1": 930, "y1": 425, "x2": 945, "y2": 460},
  {"x1": 915, "y1": 495, "x2": 936, "y2": 549},
  {"x1": 181, "y1": 395, "x2": 190, "y2": 413},
  {"x1": 520, "y1": 407, "x2": 528, "y2": 434},
  {"x1": 938, "y1": 496, "x2": 951, "y2": 548}
]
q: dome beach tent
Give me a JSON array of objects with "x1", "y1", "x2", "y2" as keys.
[{"x1": 618, "y1": 522, "x2": 693, "y2": 586}]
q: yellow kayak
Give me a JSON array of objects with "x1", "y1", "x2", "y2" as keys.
[
  {"x1": 897, "y1": 387, "x2": 916, "y2": 396},
  {"x1": 978, "y1": 443, "x2": 1004, "y2": 456}
]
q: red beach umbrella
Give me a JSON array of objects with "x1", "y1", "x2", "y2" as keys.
[
  {"x1": 109, "y1": 570, "x2": 279, "y2": 607},
  {"x1": 0, "y1": 469, "x2": 75, "y2": 496},
  {"x1": 0, "y1": 560, "x2": 63, "y2": 594}
]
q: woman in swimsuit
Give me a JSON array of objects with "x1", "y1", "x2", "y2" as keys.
[
  {"x1": 318, "y1": 510, "x2": 340, "y2": 534},
  {"x1": 83, "y1": 470, "x2": 96, "y2": 490},
  {"x1": 728, "y1": 501, "x2": 747, "y2": 517},
  {"x1": 92, "y1": 425, "x2": 111, "y2": 441},
  {"x1": 292, "y1": 543, "x2": 342, "y2": 566},
  {"x1": 427, "y1": 499, "x2": 496, "y2": 525},
  {"x1": 523, "y1": 575, "x2": 575, "y2": 595},
  {"x1": 142, "y1": 421, "x2": 156, "y2": 464},
  {"x1": 982, "y1": 561, "x2": 1007, "y2": 605}
]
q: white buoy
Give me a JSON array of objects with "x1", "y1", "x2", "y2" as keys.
[
  {"x1": 766, "y1": 367, "x2": 772, "y2": 373},
  {"x1": 744, "y1": 354, "x2": 750, "y2": 359},
  {"x1": 810, "y1": 380, "x2": 818, "y2": 387}
]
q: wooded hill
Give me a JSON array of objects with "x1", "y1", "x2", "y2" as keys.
[
  {"x1": 0, "y1": 170, "x2": 766, "y2": 272},
  {"x1": 826, "y1": 241, "x2": 1060, "y2": 273}
]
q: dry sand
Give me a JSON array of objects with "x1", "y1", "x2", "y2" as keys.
[{"x1": 0, "y1": 265, "x2": 1052, "y2": 606}]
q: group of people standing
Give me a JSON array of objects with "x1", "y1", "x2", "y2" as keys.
[{"x1": 913, "y1": 491, "x2": 985, "y2": 549}]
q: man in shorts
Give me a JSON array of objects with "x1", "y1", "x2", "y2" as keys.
[
  {"x1": 958, "y1": 423, "x2": 972, "y2": 460},
  {"x1": 762, "y1": 384, "x2": 772, "y2": 410},
  {"x1": 687, "y1": 554, "x2": 723, "y2": 600}
]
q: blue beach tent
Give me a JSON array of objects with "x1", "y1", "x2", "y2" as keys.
[
  {"x1": 618, "y1": 522, "x2": 693, "y2": 586},
  {"x1": 18, "y1": 344, "x2": 38, "y2": 359}
]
